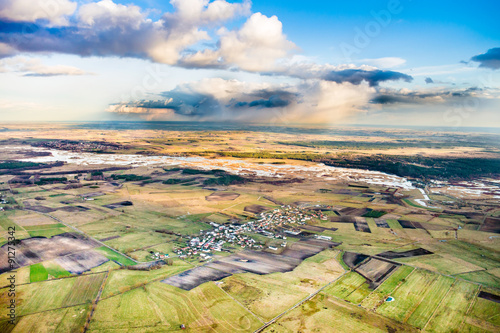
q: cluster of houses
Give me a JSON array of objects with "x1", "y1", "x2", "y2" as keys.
[
  {"x1": 0, "y1": 194, "x2": 8, "y2": 211},
  {"x1": 174, "y1": 222, "x2": 263, "y2": 259},
  {"x1": 31, "y1": 140, "x2": 121, "y2": 152},
  {"x1": 150, "y1": 252, "x2": 170, "y2": 260},
  {"x1": 174, "y1": 205, "x2": 328, "y2": 258}
]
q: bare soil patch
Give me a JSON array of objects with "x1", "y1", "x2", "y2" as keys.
[
  {"x1": 244, "y1": 204, "x2": 270, "y2": 214},
  {"x1": 376, "y1": 248, "x2": 433, "y2": 259},
  {"x1": 11, "y1": 213, "x2": 57, "y2": 226},
  {"x1": 374, "y1": 219, "x2": 390, "y2": 228},
  {"x1": 161, "y1": 266, "x2": 231, "y2": 291},
  {"x1": 343, "y1": 252, "x2": 369, "y2": 269},
  {"x1": 0, "y1": 233, "x2": 99, "y2": 273},
  {"x1": 355, "y1": 257, "x2": 399, "y2": 288},
  {"x1": 103, "y1": 201, "x2": 133, "y2": 209},
  {"x1": 56, "y1": 251, "x2": 109, "y2": 274},
  {"x1": 478, "y1": 291, "x2": 500, "y2": 303},
  {"x1": 340, "y1": 207, "x2": 370, "y2": 216},
  {"x1": 24, "y1": 205, "x2": 56, "y2": 213},
  {"x1": 480, "y1": 217, "x2": 500, "y2": 234}
]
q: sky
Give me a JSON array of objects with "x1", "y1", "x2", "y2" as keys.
[{"x1": 0, "y1": 0, "x2": 499, "y2": 127}]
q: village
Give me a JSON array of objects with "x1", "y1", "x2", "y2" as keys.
[
  {"x1": 173, "y1": 205, "x2": 329, "y2": 260},
  {"x1": 31, "y1": 140, "x2": 122, "y2": 152}
]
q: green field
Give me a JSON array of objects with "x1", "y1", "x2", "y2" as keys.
[
  {"x1": 377, "y1": 269, "x2": 438, "y2": 322},
  {"x1": 467, "y1": 296, "x2": 500, "y2": 329},
  {"x1": 222, "y1": 273, "x2": 309, "y2": 321},
  {"x1": 322, "y1": 271, "x2": 366, "y2": 300},
  {"x1": 264, "y1": 293, "x2": 418, "y2": 333},
  {"x1": 95, "y1": 246, "x2": 137, "y2": 266},
  {"x1": 386, "y1": 219, "x2": 403, "y2": 229},
  {"x1": 406, "y1": 275, "x2": 455, "y2": 328},
  {"x1": 425, "y1": 280, "x2": 479, "y2": 332},
  {"x1": 44, "y1": 261, "x2": 71, "y2": 279},
  {"x1": 0, "y1": 214, "x2": 30, "y2": 240},
  {"x1": 90, "y1": 281, "x2": 262, "y2": 332},
  {"x1": 455, "y1": 270, "x2": 500, "y2": 290},
  {"x1": 345, "y1": 280, "x2": 373, "y2": 304},
  {"x1": 0, "y1": 305, "x2": 89, "y2": 333},
  {"x1": 61, "y1": 273, "x2": 106, "y2": 307},
  {"x1": 26, "y1": 227, "x2": 69, "y2": 238},
  {"x1": 13, "y1": 278, "x2": 76, "y2": 315},
  {"x1": 101, "y1": 261, "x2": 191, "y2": 298},
  {"x1": 361, "y1": 265, "x2": 415, "y2": 310},
  {"x1": 30, "y1": 263, "x2": 49, "y2": 282}
]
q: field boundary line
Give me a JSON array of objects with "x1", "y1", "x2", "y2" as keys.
[
  {"x1": 402, "y1": 274, "x2": 440, "y2": 323},
  {"x1": 83, "y1": 270, "x2": 110, "y2": 332},
  {"x1": 214, "y1": 282, "x2": 265, "y2": 324},
  {"x1": 99, "y1": 265, "x2": 192, "y2": 301},
  {"x1": 0, "y1": 269, "x2": 107, "y2": 289},
  {"x1": 421, "y1": 279, "x2": 456, "y2": 331},
  {"x1": 342, "y1": 275, "x2": 366, "y2": 303},
  {"x1": 450, "y1": 268, "x2": 487, "y2": 276},
  {"x1": 359, "y1": 266, "x2": 399, "y2": 311},
  {"x1": 10, "y1": 301, "x2": 92, "y2": 320},
  {"x1": 370, "y1": 266, "x2": 417, "y2": 313},
  {"x1": 457, "y1": 284, "x2": 481, "y2": 332},
  {"x1": 253, "y1": 270, "x2": 349, "y2": 333}
]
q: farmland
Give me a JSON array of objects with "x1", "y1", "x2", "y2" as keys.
[
  {"x1": 29, "y1": 263, "x2": 48, "y2": 282},
  {"x1": 0, "y1": 124, "x2": 499, "y2": 332}
]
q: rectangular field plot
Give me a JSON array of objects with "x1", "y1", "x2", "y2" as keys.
[
  {"x1": 102, "y1": 261, "x2": 191, "y2": 298},
  {"x1": 56, "y1": 250, "x2": 109, "y2": 274},
  {"x1": 456, "y1": 270, "x2": 500, "y2": 290},
  {"x1": 103, "y1": 232, "x2": 172, "y2": 253},
  {"x1": 90, "y1": 281, "x2": 262, "y2": 332},
  {"x1": 344, "y1": 280, "x2": 373, "y2": 304},
  {"x1": 322, "y1": 271, "x2": 367, "y2": 301},
  {"x1": 61, "y1": 273, "x2": 106, "y2": 307},
  {"x1": 355, "y1": 257, "x2": 399, "y2": 288},
  {"x1": 361, "y1": 265, "x2": 414, "y2": 310},
  {"x1": 12, "y1": 278, "x2": 77, "y2": 316},
  {"x1": 43, "y1": 261, "x2": 71, "y2": 279},
  {"x1": 406, "y1": 275, "x2": 454, "y2": 328},
  {"x1": 394, "y1": 254, "x2": 483, "y2": 276},
  {"x1": 466, "y1": 296, "x2": 500, "y2": 330},
  {"x1": 0, "y1": 214, "x2": 30, "y2": 240},
  {"x1": 5, "y1": 305, "x2": 89, "y2": 333},
  {"x1": 376, "y1": 269, "x2": 438, "y2": 322},
  {"x1": 424, "y1": 280, "x2": 479, "y2": 332},
  {"x1": 26, "y1": 226, "x2": 71, "y2": 238},
  {"x1": 30, "y1": 263, "x2": 48, "y2": 282},
  {"x1": 22, "y1": 222, "x2": 70, "y2": 238}
]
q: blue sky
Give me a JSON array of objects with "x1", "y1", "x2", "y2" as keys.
[{"x1": 0, "y1": 0, "x2": 498, "y2": 126}]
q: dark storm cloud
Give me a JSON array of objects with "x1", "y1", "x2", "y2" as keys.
[
  {"x1": 371, "y1": 87, "x2": 481, "y2": 105},
  {"x1": 233, "y1": 89, "x2": 297, "y2": 108},
  {"x1": 234, "y1": 96, "x2": 290, "y2": 108},
  {"x1": 0, "y1": 19, "x2": 150, "y2": 58},
  {"x1": 470, "y1": 47, "x2": 500, "y2": 70},
  {"x1": 109, "y1": 84, "x2": 301, "y2": 121},
  {"x1": 425, "y1": 77, "x2": 434, "y2": 84},
  {"x1": 321, "y1": 69, "x2": 413, "y2": 87}
]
